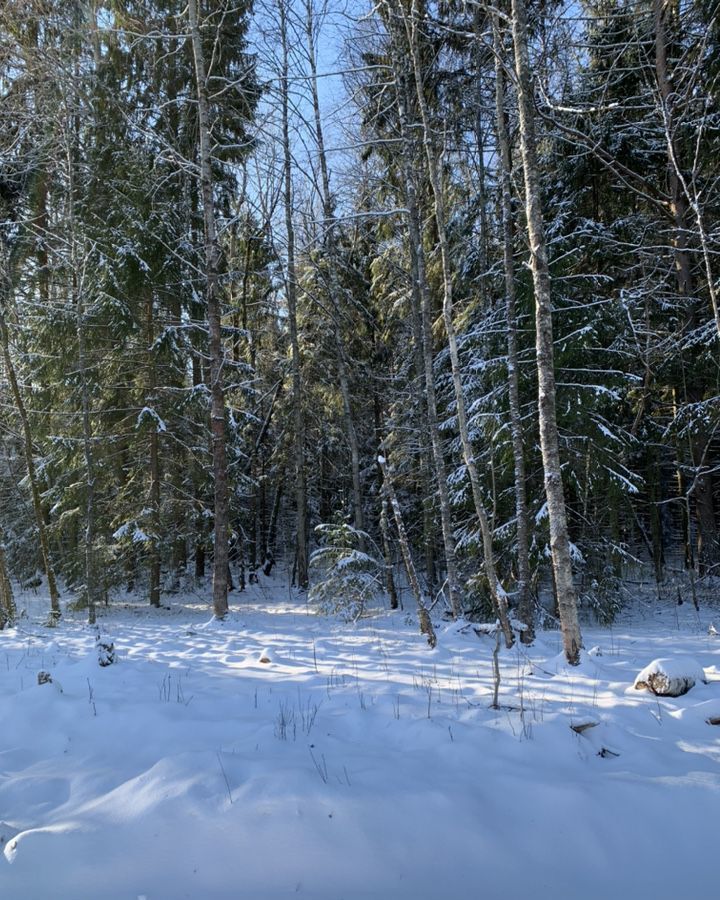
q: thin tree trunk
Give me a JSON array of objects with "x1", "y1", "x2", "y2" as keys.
[
  {"x1": 394, "y1": 65, "x2": 463, "y2": 617},
  {"x1": 379, "y1": 454, "x2": 436, "y2": 647},
  {"x1": 265, "y1": 476, "x2": 283, "y2": 571},
  {"x1": 373, "y1": 410, "x2": 399, "y2": 609},
  {"x1": 405, "y1": 251, "x2": 438, "y2": 593},
  {"x1": 0, "y1": 307, "x2": 60, "y2": 624},
  {"x1": 653, "y1": 0, "x2": 718, "y2": 574},
  {"x1": 472, "y1": 7, "x2": 490, "y2": 312},
  {"x1": 380, "y1": 496, "x2": 399, "y2": 609},
  {"x1": 279, "y1": 0, "x2": 309, "y2": 589},
  {"x1": 399, "y1": 0, "x2": 514, "y2": 645},
  {"x1": 65, "y1": 35, "x2": 101, "y2": 626},
  {"x1": 492, "y1": 12, "x2": 534, "y2": 642},
  {"x1": 146, "y1": 292, "x2": 161, "y2": 608},
  {"x1": 0, "y1": 526, "x2": 15, "y2": 629},
  {"x1": 76, "y1": 277, "x2": 100, "y2": 626},
  {"x1": 511, "y1": 0, "x2": 582, "y2": 664},
  {"x1": 188, "y1": 0, "x2": 230, "y2": 617}
]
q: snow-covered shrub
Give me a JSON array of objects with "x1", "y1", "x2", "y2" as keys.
[{"x1": 309, "y1": 522, "x2": 383, "y2": 621}]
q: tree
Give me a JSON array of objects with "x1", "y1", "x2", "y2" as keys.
[{"x1": 511, "y1": 0, "x2": 582, "y2": 663}]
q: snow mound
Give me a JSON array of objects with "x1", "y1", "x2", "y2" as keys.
[
  {"x1": 535, "y1": 648, "x2": 600, "y2": 676},
  {"x1": 633, "y1": 657, "x2": 707, "y2": 697}
]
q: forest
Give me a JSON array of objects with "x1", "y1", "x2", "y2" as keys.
[
  {"x1": 2, "y1": 3, "x2": 720, "y2": 898},
  {"x1": 1, "y1": 0, "x2": 720, "y2": 654}
]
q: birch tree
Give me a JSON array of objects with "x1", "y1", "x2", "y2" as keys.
[
  {"x1": 492, "y1": 10, "x2": 534, "y2": 642},
  {"x1": 511, "y1": 0, "x2": 582, "y2": 663},
  {"x1": 391, "y1": 0, "x2": 514, "y2": 643}
]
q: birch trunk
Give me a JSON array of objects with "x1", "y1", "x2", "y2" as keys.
[
  {"x1": 511, "y1": 0, "x2": 582, "y2": 664},
  {"x1": 492, "y1": 12, "x2": 534, "y2": 643},
  {"x1": 398, "y1": 0, "x2": 514, "y2": 646},
  {"x1": 188, "y1": 0, "x2": 230, "y2": 616}
]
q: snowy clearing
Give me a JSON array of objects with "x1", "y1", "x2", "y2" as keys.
[{"x1": 2, "y1": 580, "x2": 719, "y2": 900}]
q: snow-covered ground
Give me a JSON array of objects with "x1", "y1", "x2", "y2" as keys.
[{"x1": 2, "y1": 577, "x2": 719, "y2": 900}]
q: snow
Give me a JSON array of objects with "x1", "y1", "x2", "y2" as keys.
[
  {"x1": 633, "y1": 656, "x2": 708, "y2": 696},
  {"x1": 112, "y1": 523, "x2": 150, "y2": 544},
  {"x1": 1, "y1": 581, "x2": 719, "y2": 899},
  {"x1": 137, "y1": 407, "x2": 167, "y2": 434}
]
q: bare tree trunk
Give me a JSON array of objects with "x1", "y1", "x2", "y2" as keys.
[
  {"x1": 379, "y1": 454, "x2": 436, "y2": 647},
  {"x1": 265, "y1": 476, "x2": 283, "y2": 571},
  {"x1": 373, "y1": 401, "x2": 400, "y2": 608},
  {"x1": 279, "y1": 0, "x2": 309, "y2": 590},
  {"x1": 64, "y1": 96, "x2": 99, "y2": 625},
  {"x1": 380, "y1": 496, "x2": 399, "y2": 609},
  {"x1": 405, "y1": 257, "x2": 438, "y2": 593},
  {"x1": 398, "y1": 0, "x2": 514, "y2": 645},
  {"x1": 394, "y1": 65, "x2": 463, "y2": 618},
  {"x1": 76, "y1": 275, "x2": 100, "y2": 626},
  {"x1": 511, "y1": 0, "x2": 582, "y2": 664},
  {"x1": 146, "y1": 292, "x2": 161, "y2": 608},
  {"x1": 492, "y1": 12, "x2": 534, "y2": 643},
  {"x1": 0, "y1": 526, "x2": 15, "y2": 629},
  {"x1": 0, "y1": 319, "x2": 61, "y2": 623},
  {"x1": 0, "y1": 260, "x2": 60, "y2": 624},
  {"x1": 188, "y1": 0, "x2": 229, "y2": 617},
  {"x1": 472, "y1": 7, "x2": 491, "y2": 312}
]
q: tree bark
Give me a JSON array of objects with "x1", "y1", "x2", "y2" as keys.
[
  {"x1": 146, "y1": 292, "x2": 161, "y2": 608},
  {"x1": 0, "y1": 526, "x2": 15, "y2": 629},
  {"x1": 76, "y1": 275, "x2": 100, "y2": 626},
  {"x1": 492, "y1": 11, "x2": 534, "y2": 642},
  {"x1": 398, "y1": 0, "x2": 514, "y2": 645},
  {"x1": 188, "y1": 0, "x2": 230, "y2": 617},
  {"x1": 0, "y1": 309, "x2": 60, "y2": 624},
  {"x1": 511, "y1": 0, "x2": 582, "y2": 663},
  {"x1": 393, "y1": 64, "x2": 463, "y2": 618}
]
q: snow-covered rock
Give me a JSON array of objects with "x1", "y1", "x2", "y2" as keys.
[{"x1": 633, "y1": 657, "x2": 707, "y2": 697}]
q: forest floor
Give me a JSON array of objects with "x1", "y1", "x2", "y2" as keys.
[{"x1": 1, "y1": 575, "x2": 719, "y2": 900}]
